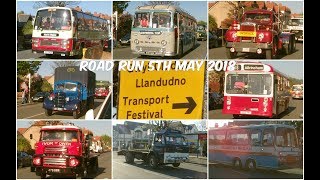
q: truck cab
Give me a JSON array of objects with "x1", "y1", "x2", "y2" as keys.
[{"x1": 32, "y1": 125, "x2": 98, "y2": 179}]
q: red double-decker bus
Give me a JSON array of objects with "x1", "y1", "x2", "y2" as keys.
[
  {"x1": 32, "y1": 7, "x2": 110, "y2": 58},
  {"x1": 222, "y1": 62, "x2": 290, "y2": 118}
]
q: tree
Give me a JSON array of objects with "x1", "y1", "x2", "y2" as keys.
[
  {"x1": 209, "y1": 14, "x2": 218, "y2": 31},
  {"x1": 41, "y1": 79, "x2": 53, "y2": 92},
  {"x1": 17, "y1": 61, "x2": 42, "y2": 76},
  {"x1": 17, "y1": 135, "x2": 32, "y2": 152},
  {"x1": 22, "y1": 19, "x2": 33, "y2": 35},
  {"x1": 144, "y1": 1, "x2": 180, "y2": 6},
  {"x1": 50, "y1": 61, "x2": 80, "y2": 73},
  {"x1": 100, "y1": 135, "x2": 112, "y2": 147},
  {"x1": 117, "y1": 13, "x2": 132, "y2": 40},
  {"x1": 198, "y1": 21, "x2": 207, "y2": 30},
  {"x1": 33, "y1": 1, "x2": 80, "y2": 9},
  {"x1": 17, "y1": 11, "x2": 25, "y2": 14},
  {"x1": 113, "y1": 1, "x2": 129, "y2": 15}
]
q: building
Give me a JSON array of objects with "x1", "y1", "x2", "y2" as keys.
[
  {"x1": 208, "y1": 1, "x2": 236, "y2": 29},
  {"x1": 18, "y1": 121, "x2": 47, "y2": 149},
  {"x1": 43, "y1": 75, "x2": 54, "y2": 88}
]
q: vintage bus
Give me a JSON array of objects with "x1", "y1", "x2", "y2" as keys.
[
  {"x1": 291, "y1": 84, "x2": 303, "y2": 99},
  {"x1": 223, "y1": 62, "x2": 291, "y2": 118},
  {"x1": 131, "y1": 5, "x2": 197, "y2": 57},
  {"x1": 32, "y1": 7, "x2": 110, "y2": 58},
  {"x1": 209, "y1": 124, "x2": 301, "y2": 170}
]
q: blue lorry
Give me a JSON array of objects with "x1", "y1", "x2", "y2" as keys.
[{"x1": 43, "y1": 66, "x2": 96, "y2": 119}]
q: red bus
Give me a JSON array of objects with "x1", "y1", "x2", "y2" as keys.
[
  {"x1": 32, "y1": 7, "x2": 110, "y2": 58},
  {"x1": 222, "y1": 62, "x2": 290, "y2": 118}
]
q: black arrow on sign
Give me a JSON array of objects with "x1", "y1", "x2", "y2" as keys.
[{"x1": 172, "y1": 97, "x2": 197, "y2": 114}]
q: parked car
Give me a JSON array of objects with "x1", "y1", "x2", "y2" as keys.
[
  {"x1": 209, "y1": 92, "x2": 224, "y2": 110},
  {"x1": 209, "y1": 31, "x2": 219, "y2": 48},
  {"x1": 31, "y1": 92, "x2": 50, "y2": 102},
  {"x1": 17, "y1": 151, "x2": 32, "y2": 168},
  {"x1": 197, "y1": 31, "x2": 207, "y2": 41},
  {"x1": 119, "y1": 33, "x2": 131, "y2": 46}
]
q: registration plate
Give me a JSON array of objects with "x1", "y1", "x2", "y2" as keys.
[
  {"x1": 240, "y1": 111, "x2": 252, "y2": 114},
  {"x1": 236, "y1": 31, "x2": 256, "y2": 37},
  {"x1": 48, "y1": 169, "x2": 60, "y2": 173},
  {"x1": 44, "y1": 51, "x2": 53, "y2": 54},
  {"x1": 57, "y1": 108, "x2": 63, "y2": 111},
  {"x1": 242, "y1": 48, "x2": 250, "y2": 52}
]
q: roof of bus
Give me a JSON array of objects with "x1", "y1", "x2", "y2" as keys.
[
  {"x1": 136, "y1": 5, "x2": 196, "y2": 21},
  {"x1": 209, "y1": 124, "x2": 295, "y2": 130},
  {"x1": 41, "y1": 125, "x2": 81, "y2": 131},
  {"x1": 245, "y1": 9, "x2": 274, "y2": 15}
]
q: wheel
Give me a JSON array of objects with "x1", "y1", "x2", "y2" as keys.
[
  {"x1": 214, "y1": 40, "x2": 219, "y2": 48},
  {"x1": 226, "y1": 48, "x2": 236, "y2": 59},
  {"x1": 246, "y1": 159, "x2": 256, "y2": 171},
  {"x1": 149, "y1": 155, "x2": 158, "y2": 169},
  {"x1": 18, "y1": 160, "x2": 23, "y2": 168},
  {"x1": 125, "y1": 152, "x2": 134, "y2": 163},
  {"x1": 233, "y1": 158, "x2": 242, "y2": 169},
  {"x1": 30, "y1": 166, "x2": 35, "y2": 172},
  {"x1": 90, "y1": 97, "x2": 95, "y2": 109},
  {"x1": 172, "y1": 163, "x2": 180, "y2": 167},
  {"x1": 266, "y1": 38, "x2": 278, "y2": 59},
  {"x1": 77, "y1": 166, "x2": 88, "y2": 179},
  {"x1": 73, "y1": 108, "x2": 80, "y2": 119},
  {"x1": 233, "y1": 114, "x2": 240, "y2": 119},
  {"x1": 77, "y1": 44, "x2": 84, "y2": 59},
  {"x1": 91, "y1": 159, "x2": 99, "y2": 174},
  {"x1": 178, "y1": 42, "x2": 183, "y2": 58},
  {"x1": 40, "y1": 173, "x2": 46, "y2": 179},
  {"x1": 44, "y1": 109, "x2": 52, "y2": 116}
]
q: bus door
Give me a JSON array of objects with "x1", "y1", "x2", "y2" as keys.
[
  {"x1": 273, "y1": 76, "x2": 278, "y2": 115},
  {"x1": 174, "y1": 12, "x2": 179, "y2": 53}
]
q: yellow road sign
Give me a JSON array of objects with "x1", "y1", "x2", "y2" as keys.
[{"x1": 117, "y1": 61, "x2": 205, "y2": 119}]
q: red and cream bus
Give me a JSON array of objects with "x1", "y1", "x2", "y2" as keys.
[
  {"x1": 223, "y1": 62, "x2": 290, "y2": 118},
  {"x1": 32, "y1": 7, "x2": 110, "y2": 58}
]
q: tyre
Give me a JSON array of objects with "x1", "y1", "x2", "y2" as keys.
[
  {"x1": 245, "y1": 159, "x2": 256, "y2": 171},
  {"x1": 73, "y1": 108, "x2": 80, "y2": 119},
  {"x1": 233, "y1": 158, "x2": 242, "y2": 169},
  {"x1": 18, "y1": 160, "x2": 23, "y2": 168},
  {"x1": 91, "y1": 159, "x2": 99, "y2": 174},
  {"x1": 30, "y1": 166, "x2": 35, "y2": 172},
  {"x1": 44, "y1": 109, "x2": 52, "y2": 116},
  {"x1": 178, "y1": 42, "x2": 183, "y2": 58},
  {"x1": 77, "y1": 44, "x2": 84, "y2": 59},
  {"x1": 172, "y1": 163, "x2": 180, "y2": 167},
  {"x1": 214, "y1": 40, "x2": 219, "y2": 48},
  {"x1": 149, "y1": 155, "x2": 158, "y2": 169},
  {"x1": 77, "y1": 166, "x2": 88, "y2": 179},
  {"x1": 125, "y1": 152, "x2": 134, "y2": 163},
  {"x1": 40, "y1": 173, "x2": 46, "y2": 179},
  {"x1": 226, "y1": 48, "x2": 236, "y2": 59}
]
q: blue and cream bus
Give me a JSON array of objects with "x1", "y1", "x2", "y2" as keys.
[
  {"x1": 209, "y1": 124, "x2": 301, "y2": 170},
  {"x1": 131, "y1": 5, "x2": 197, "y2": 57}
]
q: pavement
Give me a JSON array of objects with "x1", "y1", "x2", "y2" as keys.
[{"x1": 188, "y1": 155, "x2": 207, "y2": 165}]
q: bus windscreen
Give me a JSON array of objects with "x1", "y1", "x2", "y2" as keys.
[
  {"x1": 34, "y1": 9, "x2": 71, "y2": 31},
  {"x1": 226, "y1": 74, "x2": 272, "y2": 95}
]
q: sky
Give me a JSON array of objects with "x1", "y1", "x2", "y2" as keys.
[
  {"x1": 37, "y1": 61, "x2": 112, "y2": 82},
  {"x1": 279, "y1": 1, "x2": 304, "y2": 14},
  {"x1": 124, "y1": 1, "x2": 208, "y2": 22},
  {"x1": 261, "y1": 61, "x2": 303, "y2": 80},
  {"x1": 207, "y1": 120, "x2": 233, "y2": 128},
  {"x1": 17, "y1": 1, "x2": 112, "y2": 16},
  {"x1": 16, "y1": 120, "x2": 112, "y2": 136}
]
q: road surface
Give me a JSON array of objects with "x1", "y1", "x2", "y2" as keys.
[
  {"x1": 17, "y1": 152, "x2": 112, "y2": 179},
  {"x1": 113, "y1": 41, "x2": 207, "y2": 60},
  {"x1": 17, "y1": 98, "x2": 105, "y2": 119},
  {"x1": 209, "y1": 42, "x2": 303, "y2": 60},
  {"x1": 113, "y1": 152, "x2": 207, "y2": 179},
  {"x1": 208, "y1": 98, "x2": 303, "y2": 119},
  {"x1": 17, "y1": 46, "x2": 111, "y2": 60},
  {"x1": 209, "y1": 163, "x2": 303, "y2": 179}
]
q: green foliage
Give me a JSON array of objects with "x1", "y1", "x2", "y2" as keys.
[
  {"x1": 113, "y1": 1, "x2": 129, "y2": 15},
  {"x1": 100, "y1": 135, "x2": 112, "y2": 146},
  {"x1": 198, "y1": 21, "x2": 207, "y2": 27},
  {"x1": 117, "y1": 13, "x2": 132, "y2": 40},
  {"x1": 209, "y1": 14, "x2": 218, "y2": 31},
  {"x1": 41, "y1": 80, "x2": 53, "y2": 92},
  {"x1": 22, "y1": 20, "x2": 33, "y2": 35},
  {"x1": 33, "y1": 1, "x2": 80, "y2": 9},
  {"x1": 17, "y1": 135, "x2": 32, "y2": 152},
  {"x1": 17, "y1": 11, "x2": 25, "y2": 14},
  {"x1": 17, "y1": 61, "x2": 42, "y2": 76}
]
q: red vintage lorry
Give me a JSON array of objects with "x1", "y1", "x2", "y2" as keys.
[
  {"x1": 32, "y1": 125, "x2": 99, "y2": 178},
  {"x1": 225, "y1": 9, "x2": 295, "y2": 59}
]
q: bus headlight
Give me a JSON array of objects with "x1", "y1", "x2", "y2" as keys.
[
  {"x1": 65, "y1": 97, "x2": 69, "y2": 102},
  {"x1": 161, "y1": 40, "x2": 167, "y2": 46},
  {"x1": 134, "y1": 39, "x2": 139, "y2": 44}
]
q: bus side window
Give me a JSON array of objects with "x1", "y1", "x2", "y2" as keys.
[
  {"x1": 262, "y1": 128, "x2": 274, "y2": 146},
  {"x1": 250, "y1": 129, "x2": 262, "y2": 146},
  {"x1": 77, "y1": 12, "x2": 85, "y2": 31}
]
